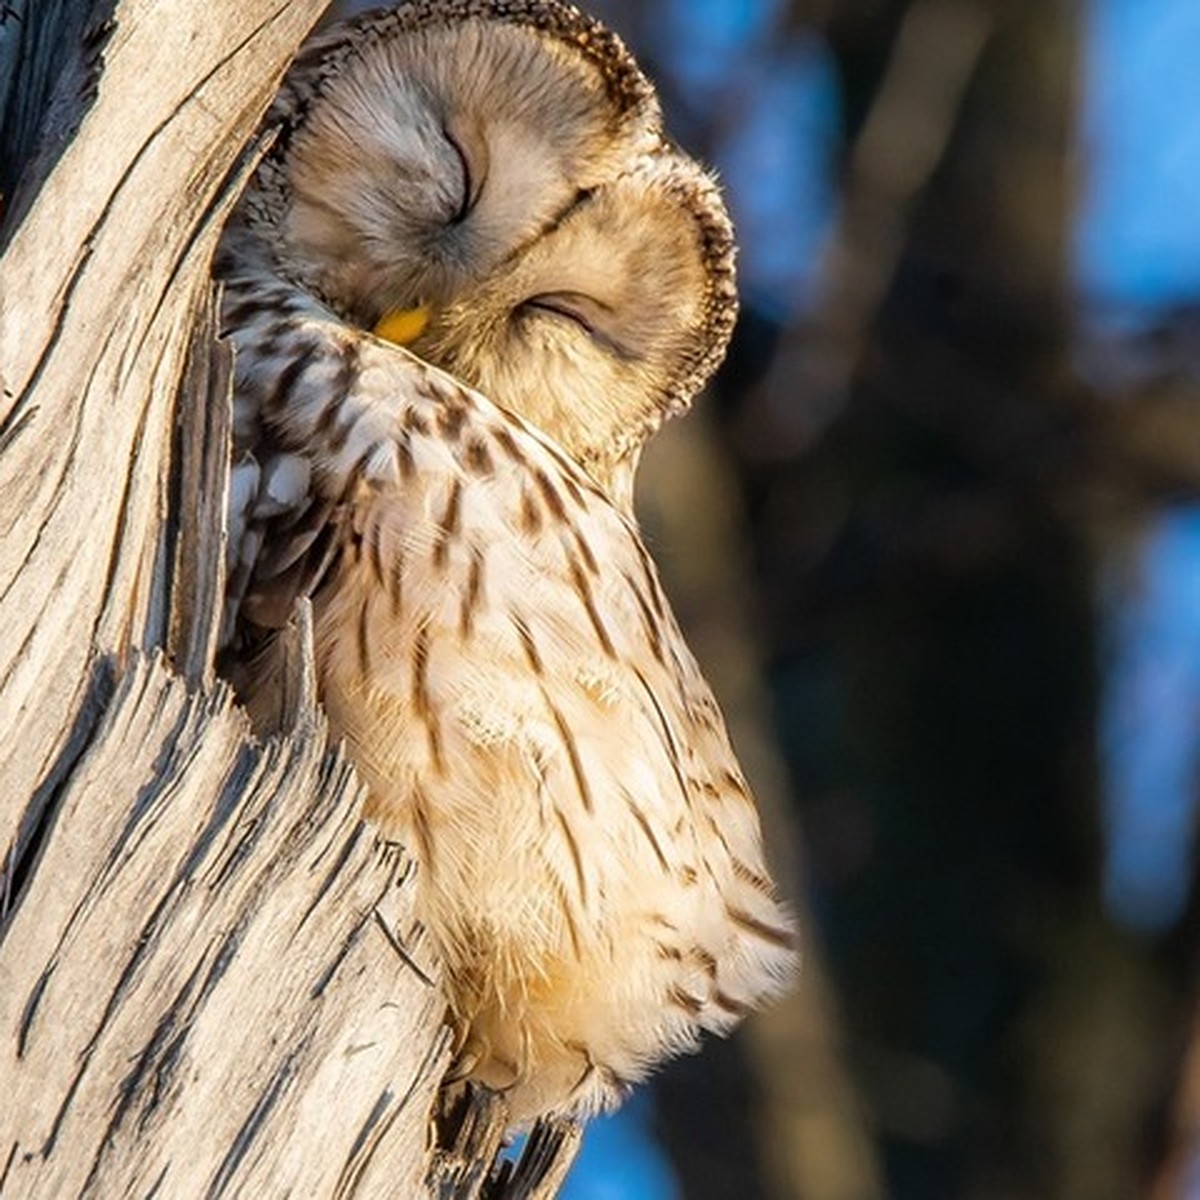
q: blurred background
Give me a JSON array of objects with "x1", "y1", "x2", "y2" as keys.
[{"x1": 550, "y1": 0, "x2": 1200, "y2": 1197}]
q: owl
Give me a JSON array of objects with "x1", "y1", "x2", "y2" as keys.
[
  {"x1": 215, "y1": 0, "x2": 796, "y2": 1124},
  {"x1": 216, "y1": 0, "x2": 663, "y2": 625}
]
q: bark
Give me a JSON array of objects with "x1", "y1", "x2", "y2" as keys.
[{"x1": 0, "y1": 3, "x2": 577, "y2": 1195}]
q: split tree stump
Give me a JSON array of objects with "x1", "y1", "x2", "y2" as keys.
[{"x1": 0, "y1": 3, "x2": 577, "y2": 1194}]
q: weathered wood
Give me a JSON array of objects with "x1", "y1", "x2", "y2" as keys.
[
  {"x1": 0, "y1": 0, "x2": 329, "y2": 856},
  {"x1": 0, "y1": 1, "x2": 577, "y2": 1195},
  {"x1": 428, "y1": 1089, "x2": 582, "y2": 1200},
  {"x1": 165, "y1": 284, "x2": 237, "y2": 687},
  {"x1": 0, "y1": 0, "x2": 109, "y2": 218},
  {"x1": 0, "y1": 644, "x2": 451, "y2": 1197},
  {"x1": 485, "y1": 1120, "x2": 583, "y2": 1200},
  {"x1": 0, "y1": 1, "x2": 592, "y2": 1192}
]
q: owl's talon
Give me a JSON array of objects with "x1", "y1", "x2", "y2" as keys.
[{"x1": 445, "y1": 1038, "x2": 484, "y2": 1084}]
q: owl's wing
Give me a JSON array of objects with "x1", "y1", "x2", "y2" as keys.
[
  {"x1": 237, "y1": 332, "x2": 795, "y2": 1021},
  {"x1": 218, "y1": 287, "x2": 433, "y2": 644}
]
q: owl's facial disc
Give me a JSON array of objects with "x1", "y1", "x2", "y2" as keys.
[
  {"x1": 404, "y1": 155, "x2": 735, "y2": 508},
  {"x1": 276, "y1": 19, "x2": 658, "y2": 333}
]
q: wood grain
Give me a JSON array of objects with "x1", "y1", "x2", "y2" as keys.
[{"x1": 0, "y1": 2, "x2": 582, "y2": 1195}]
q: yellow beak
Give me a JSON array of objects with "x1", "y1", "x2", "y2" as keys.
[{"x1": 373, "y1": 305, "x2": 431, "y2": 346}]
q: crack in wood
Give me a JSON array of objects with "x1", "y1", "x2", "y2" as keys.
[
  {"x1": 206, "y1": 1033, "x2": 316, "y2": 1199},
  {"x1": 0, "y1": 2, "x2": 594, "y2": 1195}
]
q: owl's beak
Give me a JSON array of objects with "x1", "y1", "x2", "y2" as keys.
[{"x1": 373, "y1": 305, "x2": 431, "y2": 346}]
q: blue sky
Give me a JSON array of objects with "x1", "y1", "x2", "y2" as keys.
[
  {"x1": 1100, "y1": 511, "x2": 1200, "y2": 934},
  {"x1": 1080, "y1": 0, "x2": 1200, "y2": 937},
  {"x1": 1076, "y1": 0, "x2": 1200, "y2": 312},
  {"x1": 681, "y1": 0, "x2": 1200, "y2": 320}
]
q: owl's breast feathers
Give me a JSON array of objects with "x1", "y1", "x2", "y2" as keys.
[{"x1": 228, "y1": 314, "x2": 795, "y2": 1117}]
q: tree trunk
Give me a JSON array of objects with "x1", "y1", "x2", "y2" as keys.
[{"x1": 0, "y1": 3, "x2": 576, "y2": 1195}]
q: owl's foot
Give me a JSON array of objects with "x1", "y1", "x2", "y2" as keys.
[
  {"x1": 446, "y1": 1036, "x2": 523, "y2": 1093},
  {"x1": 444, "y1": 1038, "x2": 483, "y2": 1085}
]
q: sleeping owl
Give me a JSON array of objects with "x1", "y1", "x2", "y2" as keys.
[{"x1": 215, "y1": 0, "x2": 794, "y2": 1124}]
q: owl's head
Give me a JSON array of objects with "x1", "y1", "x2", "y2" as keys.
[
  {"x1": 407, "y1": 151, "x2": 738, "y2": 507},
  {"x1": 226, "y1": 1, "x2": 736, "y2": 509},
  {"x1": 260, "y1": 0, "x2": 661, "y2": 328}
]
